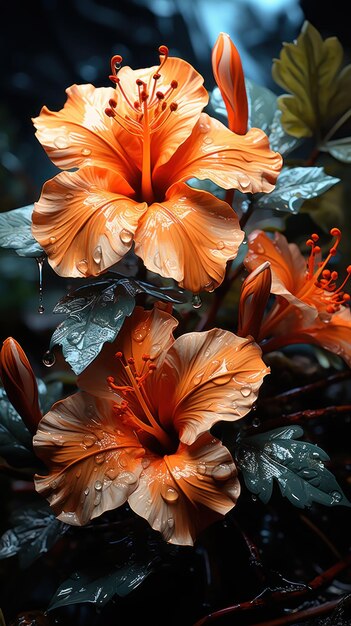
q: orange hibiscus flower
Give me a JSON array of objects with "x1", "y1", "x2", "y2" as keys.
[
  {"x1": 244, "y1": 228, "x2": 351, "y2": 366},
  {"x1": 32, "y1": 45, "x2": 282, "y2": 294},
  {"x1": 33, "y1": 305, "x2": 269, "y2": 545}
]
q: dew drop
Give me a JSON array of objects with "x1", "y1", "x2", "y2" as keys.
[
  {"x1": 199, "y1": 121, "x2": 211, "y2": 133},
  {"x1": 133, "y1": 324, "x2": 147, "y2": 342},
  {"x1": 167, "y1": 517, "x2": 175, "y2": 528},
  {"x1": 193, "y1": 371, "x2": 204, "y2": 385},
  {"x1": 94, "y1": 493, "x2": 102, "y2": 506},
  {"x1": 65, "y1": 193, "x2": 74, "y2": 200},
  {"x1": 161, "y1": 485, "x2": 179, "y2": 503},
  {"x1": 82, "y1": 434, "x2": 96, "y2": 448},
  {"x1": 197, "y1": 463, "x2": 207, "y2": 476},
  {"x1": 330, "y1": 490, "x2": 342, "y2": 503},
  {"x1": 35, "y1": 255, "x2": 45, "y2": 315},
  {"x1": 84, "y1": 487, "x2": 90, "y2": 496},
  {"x1": 203, "y1": 136, "x2": 213, "y2": 145},
  {"x1": 153, "y1": 251, "x2": 161, "y2": 269},
  {"x1": 204, "y1": 281, "x2": 215, "y2": 293},
  {"x1": 105, "y1": 467, "x2": 118, "y2": 480},
  {"x1": 93, "y1": 245, "x2": 102, "y2": 264},
  {"x1": 54, "y1": 135, "x2": 69, "y2": 149},
  {"x1": 81, "y1": 148, "x2": 92, "y2": 156},
  {"x1": 42, "y1": 350, "x2": 56, "y2": 367},
  {"x1": 217, "y1": 241, "x2": 225, "y2": 250},
  {"x1": 49, "y1": 236, "x2": 56, "y2": 244},
  {"x1": 192, "y1": 294, "x2": 202, "y2": 309},
  {"x1": 38, "y1": 304, "x2": 45, "y2": 314},
  {"x1": 76, "y1": 259, "x2": 89, "y2": 275},
  {"x1": 142, "y1": 457, "x2": 150, "y2": 469},
  {"x1": 122, "y1": 471, "x2": 138, "y2": 485},
  {"x1": 213, "y1": 374, "x2": 233, "y2": 385},
  {"x1": 119, "y1": 229, "x2": 133, "y2": 245},
  {"x1": 252, "y1": 417, "x2": 261, "y2": 428},
  {"x1": 50, "y1": 480, "x2": 58, "y2": 490},
  {"x1": 212, "y1": 463, "x2": 233, "y2": 481},
  {"x1": 240, "y1": 386, "x2": 252, "y2": 397},
  {"x1": 95, "y1": 452, "x2": 106, "y2": 465},
  {"x1": 251, "y1": 494, "x2": 258, "y2": 502},
  {"x1": 95, "y1": 480, "x2": 103, "y2": 491},
  {"x1": 178, "y1": 196, "x2": 187, "y2": 202}
]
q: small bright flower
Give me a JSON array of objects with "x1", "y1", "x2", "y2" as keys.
[
  {"x1": 0, "y1": 337, "x2": 42, "y2": 434},
  {"x1": 244, "y1": 229, "x2": 351, "y2": 365},
  {"x1": 32, "y1": 45, "x2": 282, "y2": 294},
  {"x1": 212, "y1": 32, "x2": 248, "y2": 134},
  {"x1": 33, "y1": 306, "x2": 269, "y2": 545}
]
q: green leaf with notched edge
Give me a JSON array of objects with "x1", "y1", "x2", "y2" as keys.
[
  {"x1": 272, "y1": 21, "x2": 351, "y2": 139},
  {"x1": 235, "y1": 425, "x2": 351, "y2": 508},
  {"x1": 48, "y1": 562, "x2": 155, "y2": 611},
  {"x1": 0, "y1": 205, "x2": 43, "y2": 257},
  {"x1": 51, "y1": 277, "x2": 188, "y2": 376},
  {"x1": 253, "y1": 166, "x2": 340, "y2": 214},
  {"x1": 0, "y1": 503, "x2": 69, "y2": 569}
]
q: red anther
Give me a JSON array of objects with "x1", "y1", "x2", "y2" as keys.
[
  {"x1": 107, "y1": 376, "x2": 115, "y2": 384},
  {"x1": 136, "y1": 79, "x2": 144, "y2": 86},
  {"x1": 115, "y1": 351, "x2": 123, "y2": 359},
  {"x1": 330, "y1": 247, "x2": 337, "y2": 256},
  {"x1": 149, "y1": 364, "x2": 157, "y2": 371},
  {"x1": 161, "y1": 102, "x2": 167, "y2": 110},
  {"x1": 153, "y1": 73, "x2": 161, "y2": 80},
  {"x1": 170, "y1": 102, "x2": 178, "y2": 111},
  {"x1": 331, "y1": 271, "x2": 339, "y2": 280},
  {"x1": 322, "y1": 269, "x2": 331, "y2": 278},
  {"x1": 128, "y1": 357, "x2": 135, "y2": 365},
  {"x1": 306, "y1": 239, "x2": 313, "y2": 247},
  {"x1": 347, "y1": 265, "x2": 351, "y2": 273},
  {"x1": 311, "y1": 233, "x2": 319, "y2": 242},
  {"x1": 142, "y1": 354, "x2": 150, "y2": 361},
  {"x1": 109, "y1": 98, "x2": 117, "y2": 108},
  {"x1": 330, "y1": 227, "x2": 341, "y2": 237},
  {"x1": 109, "y1": 75, "x2": 119, "y2": 84},
  {"x1": 134, "y1": 101, "x2": 141, "y2": 109},
  {"x1": 327, "y1": 305, "x2": 336, "y2": 313},
  {"x1": 141, "y1": 91, "x2": 148, "y2": 101},
  {"x1": 158, "y1": 45, "x2": 169, "y2": 56},
  {"x1": 344, "y1": 293, "x2": 351, "y2": 301},
  {"x1": 171, "y1": 80, "x2": 178, "y2": 89},
  {"x1": 105, "y1": 108, "x2": 115, "y2": 117},
  {"x1": 112, "y1": 54, "x2": 123, "y2": 64},
  {"x1": 156, "y1": 91, "x2": 165, "y2": 99},
  {"x1": 313, "y1": 246, "x2": 321, "y2": 254}
]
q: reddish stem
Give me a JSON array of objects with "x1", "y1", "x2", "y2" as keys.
[{"x1": 259, "y1": 370, "x2": 351, "y2": 407}]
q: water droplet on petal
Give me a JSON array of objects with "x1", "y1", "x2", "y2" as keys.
[
  {"x1": 240, "y1": 386, "x2": 252, "y2": 397},
  {"x1": 50, "y1": 236, "x2": 56, "y2": 244},
  {"x1": 50, "y1": 480, "x2": 58, "y2": 490},
  {"x1": 77, "y1": 259, "x2": 89, "y2": 275},
  {"x1": 212, "y1": 463, "x2": 233, "y2": 481},
  {"x1": 65, "y1": 193, "x2": 74, "y2": 200},
  {"x1": 213, "y1": 374, "x2": 233, "y2": 385},
  {"x1": 217, "y1": 241, "x2": 225, "y2": 250},
  {"x1": 141, "y1": 457, "x2": 150, "y2": 469},
  {"x1": 199, "y1": 121, "x2": 211, "y2": 133},
  {"x1": 95, "y1": 480, "x2": 103, "y2": 491},
  {"x1": 122, "y1": 471, "x2": 138, "y2": 485},
  {"x1": 81, "y1": 148, "x2": 92, "y2": 156},
  {"x1": 153, "y1": 251, "x2": 161, "y2": 269},
  {"x1": 42, "y1": 350, "x2": 56, "y2": 367},
  {"x1": 93, "y1": 245, "x2": 102, "y2": 264},
  {"x1": 204, "y1": 281, "x2": 215, "y2": 293},
  {"x1": 84, "y1": 487, "x2": 90, "y2": 496},
  {"x1": 193, "y1": 371, "x2": 204, "y2": 385},
  {"x1": 192, "y1": 294, "x2": 202, "y2": 309},
  {"x1": 105, "y1": 467, "x2": 118, "y2": 480},
  {"x1": 204, "y1": 136, "x2": 213, "y2": 145},
  {"x1": 197, "y1": 463, "x2": 207, "y2": 476},
  {"x1": 167, "y1": 517, "x2": 174, "y2": 528},
  {"x1": 54, "y1": 135, "x2": 69, "y2": 149},
  {"x1": 161, "y1": 485, "x2": 179, "y2": 503},
  {"x1": 133, "y1": 324, "x2": 147, "y2": 342},
  {"x1": 119, "y1": 229, "x2": 133, "y2": 245},
  {"x1": 82, "y1": 434, "x2": 96, "y2": 448},
  {"x1": 95, "y1": 452, "x2": 105, "y2": 465}
]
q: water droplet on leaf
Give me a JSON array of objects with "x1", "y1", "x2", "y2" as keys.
[
  {"x1": 42, "y1": 350, "x2": 56, "y2": 367},
  {"x1": 192, "y1": 294, "x2": 202, "y2": 309}
]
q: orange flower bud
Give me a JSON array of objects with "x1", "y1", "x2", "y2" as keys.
[
  {"x1": 0, "y1": 337, "x2": 42, "y2": 434},
  {"x1": 211, "y1": 32, "x2": 248, "y2": 134},
  {"x1": 238, "y1": 262, "x2": 271, "y2": 340}
]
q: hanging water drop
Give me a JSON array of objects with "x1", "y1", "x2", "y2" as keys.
[
  {"x1": 252, "y1": 417, "x2": 261, "y2": 428},
  {"x1": 42, "y1": 350, "x2": 56, "y2": 367},
  {"x1": 119, "y1": 229, "x2": 133, "y2": 245},
  {"x1": 93, "y1": 245, "x2": 102, "y2": 264},
  {"x1": 212, "y1": 463, "x2": 233, "y2": 481},
  {"x1": 35, "y1": 255, "x2": 46, "y2": 314},
  {"x1": 192, "y1": 294, "x2": 202, "y2": 309}
]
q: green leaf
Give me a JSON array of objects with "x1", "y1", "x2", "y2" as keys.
[
  {"x1": 245, "y1": 78, "x2": 277, "y2": 134},
  {"x1": 272, "y1": 21, "x2": 351, "y2": 139},
  {"x1": 253, "y1": 166, "x2": 340, "y2": 214},
  {"x1": 0, "y1": 205, "x2": 43, "y2": 257},
  {"x1": 48, "y1": 562, "x2": 154, "y2": 611},
  {"x1": 269, "y1": 110, "x2": 301, "y2": 155},
  {"x1": 235, "y1": 425, "x2": 351, "y2": 508},
  {"x1": 0, "y1": 503, "x2": 68, "y2": 568},
  {"x1": 325, "y1": 137, "x2": 351, "y2": 163},
  {"x1": 51, "y1": 277, "x2": 187, "y2": 375}
]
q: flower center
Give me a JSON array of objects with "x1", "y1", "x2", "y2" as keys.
[
  {"x1": 105, "y1": 46, "x2": 179, "y2": 205},
  {"x1": 301, "y1": 228, "x2": 351, "y2": 314},
  {"x1": 107, "y1": 352, "x2": 174, "y2": 453}
]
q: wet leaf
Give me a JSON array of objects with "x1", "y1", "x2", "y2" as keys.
[
  {"x1": 325, "y1": 137, "x2": 351, "y2": 163},
  {"x1": 0, "y1": 503, "x2": 69, "y2": 568},
  {"x1": 253, "y1": 166, "x2": 340, "y2": 214},
  {"x1": 48, "y1": 562, "x2": 154, "y2": 611},
  {"x1": 0, "y1": 205, "x2": 43, "y2": 257},
  {"x1": 269, "y1": 110, "x2": 301, "y2": 155},
  {"x1": 51, "y1": 277, "x2": 188, "y2": 375},
  {"x1": 245, "y1": 78, "x2": 277, "y2": 134},
  {"x1": 235, "y1": 425, "x2": 351, "y2": 508},
  {"x1": 272, "y1": 21, "x2": 351, "y2": 139}
]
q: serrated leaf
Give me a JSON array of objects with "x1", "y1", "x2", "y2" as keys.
[
  {"x1": 0, "y1": 205, "x2": 43, "y2": 257},
  {"x1": 51, "y1": 277, "x2": 187, "y2": 375},
  {"x1": 0, "y1": 503, "x2": 68, "y2": 568},
  {"x1": 272, "y1": 21, "x2": 351, "y2": 139},
  {"x1": 235, "y1": 425, "x2": 351, "y2": 508},
  {"x1": 48, "y1": 562, "x2": 154, "y2": 611},
  {"x1": 325, "y1": 137, "x2": 351, "y2": 163},
  {"x1": 253, "y1": 166, "x2": 340, "y2": 213}
]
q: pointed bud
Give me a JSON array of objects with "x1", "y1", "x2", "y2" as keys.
[
  {"x1": 0, "y1": 338, "x2": 42, "y2": 434},
  {"x1": 211, "y1": 32, "x2": 248, "y2": 134},
  {"x1": 238, "y1": 262, "x2": 271, "y2": 340}
]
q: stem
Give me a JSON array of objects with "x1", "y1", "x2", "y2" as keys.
[
  {"x1": 246, "y1": 404, "x2": 351, "y2": 434},
  {"x1": 259, "y1": 370, "x2": 351, "y2": 407},
  {"x1": 321, "y1": 107, "x2": 351, "y2": 145},
  {"x1": 248, "y1": 599, "x2": 341, "y2": 626}
]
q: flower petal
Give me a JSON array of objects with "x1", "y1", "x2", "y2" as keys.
[
  {"x1": 33, "y1": 392, "x2": 144, "y2": 525},
  {"x1": 155, "y1": 329, "x2": 269, "y2": 445},
  {"x1": 32, "y1": 166, "x2": 147, "y2": 277},
  {"x1": 78, "y1": 305, "x2": 178, "y2": 401},
  {"x1": 128, "y1": 433, "x2": 240, "y2": 545},
  {"x1": 134, "y1": 182, "x2": 244, "y2": 293},
  {"x1": 154, "y1": 113, "x2": 282, "y2": 194},
  {"x1": 33, "y1": 84, "x2": 140, "y2": 185},
  {"x1": 308, "y1": 307, "x2": 351, "y2": 367},
  {"x1": 116, "y1": 57, "x2": 208, "y2": 170}
]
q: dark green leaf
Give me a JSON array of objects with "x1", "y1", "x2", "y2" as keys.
[
  {"x1": 0, "y1": 503, "x2": 69, "y2": 568},
  {"x1": 48, "y1": 562, "x2": 154, "y2": 611},
  {"x1": 235, "y1": 425, "x2": 351, "y2": 508},
  {"x1": 325, "y1": 137, "x2": 351, "y2": 163},
  {"x1": 0, "y1": 387, "x2": 36, "y2": 467},
  {"x1": 0, "y1": 205, "x2": 43, "y2": 257},
  {"x1": 245, "y1": 78, "x2": 277, "y2": 134},
  {"x1": 51, "y1": 277, "x2": 188, "y2": 375},
  {"x1": 269, "y1": 110, "x2": 301, "y2": 155},
  {"x1": 253, "y1": 166, "x2": 340, "y2": 213}
]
